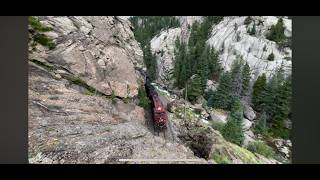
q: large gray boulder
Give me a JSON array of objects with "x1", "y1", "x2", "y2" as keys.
[
  {"x1": 243, "y1": 118, "x2": 253, "y2": 130},
  {"x1": 242, "y1": 102, "x2": 256, "y2": 121}
]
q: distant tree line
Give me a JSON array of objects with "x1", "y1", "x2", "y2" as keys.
[
  {"x1": 172, "y1": 17, "x2": 224, "y2": 102},
  {"x1": 129, "y1": 16, "x2": 181, "y2": 81}
]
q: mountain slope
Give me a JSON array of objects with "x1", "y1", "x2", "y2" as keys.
[{"x1": 151, "y1": 16, "x2": 292, "y2": 85}]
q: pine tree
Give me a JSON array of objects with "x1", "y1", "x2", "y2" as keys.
[
  {"x1": 244, "y1": 16, "x2": 252, "y2": 26},
  {"x1": 241, "y1": 62, "x2": 251, "y2": 96},
  {"x1": 249, "y1": 23, "x2": 256, "y2": 35},
  {"x1": 256, "y1": 111, "x2": 268, "y2": 134},
  {"x1": 252, "y1": 73, "x2": 267, "y2": 111},
  {"x1": 209, "y1": 71, "x2": 233, "y2": 109},
  {"x1": 198, "y1": 47, "x2": 210, "y2": 92},
  {"x1": 270, "y1": 75, "x2": 291, "y2": 138},
  {"x1": 208, "y1": 47, "x2": 221, "y2": 81},
  {"x1": 267, "y1": 53, "x2": 275, "y2": 61},
  {"x1": 143, "y1": 42, "x2": 157, "y2": 81},
  {"x1": 267, "y1": 17, "x2": 286, "y2": 44},
  {"x1": 230, "y1": 58, "x2": 244, "y2": 102},
  {"x1": 184, "y1": 74, "x2": 202, "y2": 103},
  {"x1": 221, "y1": 98, "x2": 245, "y2": 146}
]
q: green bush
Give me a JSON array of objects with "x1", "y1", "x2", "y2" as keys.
[
  {"x1": 29, "y1": 16, "x2": 56, "y2": 50},
  {"x1": 247, "y1": 141, "x2": 275, "y2": 158},
  {"x1": 263, "y1": 45, "x2": 267, "y2": 52},
  {"x1": 123, "y1": 97, "x2": 129, "y2": 104},
  {"x1": 111, "y1": 90, "x2": 117, "y2": 104},
  {"x1": 33, "y1": 33, "x2": 56, "y2": 50},
  {"x1": 244, "y1": 16, "x2": 253, "y2": 26},
  {"x1": 29, "y1": 16, "x2": 52, "y2": 32},
  {"x1": 212, "y1": 153, "x2": 231, "y2": 164},
  {"x1": 270, "y1": 117, "x2": 290, "y2": 139},
  {"x1": 138, "y1": 85, "x2": 150, "y2": 108},
  {"x1": 210, "y1": 121, "x2": 225, "y2": 132},
  {"x1": 267, "y1": 53, "x2": 275, "y2": 61}
]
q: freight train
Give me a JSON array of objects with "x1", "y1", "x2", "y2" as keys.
[{"x1": 145, "y1": 78, "x2": 168, "y2": 131}]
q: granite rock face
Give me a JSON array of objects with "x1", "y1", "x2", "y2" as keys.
[{"x1": 30, "y1": 16, "x2": 144, "y2": 98}]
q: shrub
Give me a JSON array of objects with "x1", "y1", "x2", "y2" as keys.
[
  {"x1": 123, "y1": 97, "x2": 129, "y2": 104},
  {"x1": 267, "y1": 53, "x2": 275, "y2": 61},
  {"x1": 138, "y1": 85, "x2": 150, "y2": 108},
  {"x1": 28, "y1": 16, "x2": 56, "y2": 50},
  {"x1": 263, "y1": 45, "x2": 267, "y2": 52},
  {"x1": 29, "y1": 16, "x2": 52, "y2": 32},
  {"x1": 247, "y1": 141, "x2": 275, "y2": 158},
  {"x1": 111, "y1": 90, "x2": 117, "y2": 104},
  {"x1": 33, "y1": 33, "x2": 56, "y2": 50},
  {"x1": 212, "y1": 153, "x2": 231, "y2": 164},
  {"x1": 244, "y1": 16, "x2": 253, "y2": 26},
  {"x1": 210, "y1": 121, "x2": 225, "y2": 132}
]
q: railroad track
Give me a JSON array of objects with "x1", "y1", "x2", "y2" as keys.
[{"x1": 154, "y1": 122, "x2": 175, "y2": 142}]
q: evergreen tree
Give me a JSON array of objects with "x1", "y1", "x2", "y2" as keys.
[
  {"x1": 241, "y1": 62, "x2": 251, "y2": 96},
  {"x1": 252, "y1": 73, "x2": 267, "y2": 111},
  {"x1": 256, "y1": 111, "x2": 268, "y2": 134},
  {"x1": 209, "y1": 71, "x2": 233, "y2": 109},
  {"x1": 244, "y1": 16, "x2": 252, "y2": 26},
  {"x1": 208, "y1": 47, "x2": 222, "y2": 81},
  {"x1": 248, "y1": 23, "x2": 256, "y2": 35},
  {"x1": 269, "y1": 75, "x2": 291, "y2": 138},
  {"x1": 198, "y1": 47, "x2": 210, "y2": 92},
  {"x1": 143, "y1": 42, "x2": 157, "y2": 81},
  {"x1": 184, "y1": 74, "x2": 202, "y2": 103},
  {"x1": 221, "y1": 98, "x2": 245, "y2": 146},
  {"x1": 230, "y1": 58, "x2": 244, "y2": 102},
  {"x1": 267, "y1": 53, "x2": 275, "y2": 61},
  {"x1": 266, "y1": 17, "x2": 286, "y2": 44}
]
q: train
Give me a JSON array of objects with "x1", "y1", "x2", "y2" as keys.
[{"x1": 145, "y1": 77, "x2": 168, "y2": 131}]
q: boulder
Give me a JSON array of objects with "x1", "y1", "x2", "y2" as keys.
[
  {"x1": 243, "y1": 133, "x2": 255, "y2": 147},
  {"x1": 167, "y1": 99, "x2": 185, "y2": 113},
  {"x1": 196, "y1": 95, "x2": 207, "y2": 105},
  {"x1": 284, "y1": 119, "x2": 292, "y2": 129},
  {"x1": 241, "y1": 100, "x2": 256, "y2": 121},
  {"x1": 273, "y1": 139, "x2": 292, "y2": 159},
  {"x1": 243, "y1": 118, "x2": 253, "y2": 130},
  {"x1": 205, "y1": 80, "x2": 218, "y2": 92},
  {"x1": 210, "y1": 109, "x2": 228, "y2": 124}
]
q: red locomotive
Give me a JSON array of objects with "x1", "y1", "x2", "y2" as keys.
[{"x1": 145, "y1": 79, "x2": 168, "y2": 131}]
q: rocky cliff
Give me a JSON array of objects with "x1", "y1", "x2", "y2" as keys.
[
  {"x1": 151, "y1": 16, "x2": 292, "y2": 85},
  {"x1": 29, "y1": 16, "x2": 144, "y2": 98}
]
